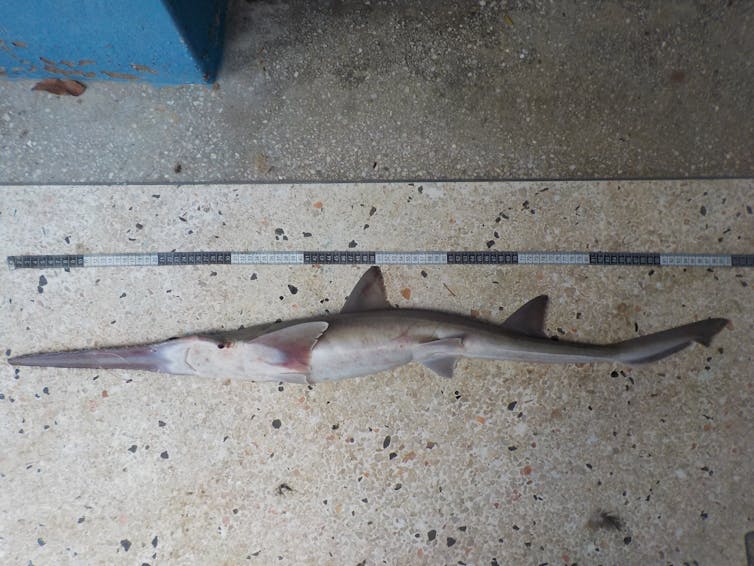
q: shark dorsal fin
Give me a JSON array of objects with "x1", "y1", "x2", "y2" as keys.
[
  {"x1": 500, "y1": 295, "x2": 549, "y2": 338},
  {"x1": 342, "y1": 266, "x2": 391, "y2": 313}
]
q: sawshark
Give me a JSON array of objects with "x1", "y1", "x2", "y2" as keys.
[{"x1": 9, "y1": 267, "x2": 728, "y2": 383}]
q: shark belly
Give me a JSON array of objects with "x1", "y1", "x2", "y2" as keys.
[
  {"x1": 309, "y1": 339, "x2": 415, "y2": 382},
  {"x1": 309, "y1": 318, "x2": 420, "y2": 382}
]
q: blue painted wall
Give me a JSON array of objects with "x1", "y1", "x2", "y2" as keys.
[{"x1": 0, "y1": 0, "x2": 228, "y2": 84}]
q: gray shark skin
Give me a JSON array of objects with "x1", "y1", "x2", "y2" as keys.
[{"x1": 9, "y1": 267, "x2": 729, "y2": 383}]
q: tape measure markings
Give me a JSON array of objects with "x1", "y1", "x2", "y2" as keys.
[{"x1": 6, "y1": 251, "x2": 753, "y2": 270}]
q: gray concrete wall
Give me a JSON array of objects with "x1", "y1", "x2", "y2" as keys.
[{"x1": 1, "y1": 0, "x2": 752, "y2": 183}]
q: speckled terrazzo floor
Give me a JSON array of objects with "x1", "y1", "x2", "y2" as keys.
[{"x1": 1, "y1": 180, "x2": 752, "y2": 565}]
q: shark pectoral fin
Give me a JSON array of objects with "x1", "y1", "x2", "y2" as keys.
[
  {"x1": 415, "y1": 337, "x2": 464, "y2": 378},
  {"x1": 341, "y1": 266, "x2": 391, "y2": 313},
  {"x1": 501, "y1": 295, "x2": 549, "y2": 338},
  {"x1": 421, "y1": 356, "x2": 459, "y2": 378},
  {"x1": 251, "y1": 321, "x2": 329, "y2": 373}
]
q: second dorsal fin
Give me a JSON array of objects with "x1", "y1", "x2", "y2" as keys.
[
  {"x1": 500, "y1": 295, "x2": 549, "y2": 338},
  {"x1": 341, "y1": 266, "x2": 391, "y2": 313}
]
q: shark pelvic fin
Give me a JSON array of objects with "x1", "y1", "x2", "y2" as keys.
[
  {"x1": 501, "y1": 295, "x2": 549, "y2": 338},
  {"x1": 341, "y1": 266, "x2": 391, "y2": 313},
  {"x1": 415, "y1": 337, "x2": 464, "y2": 378},
  {"x1": 421, "y1": 356, "x2": 459, "y2": 378}
]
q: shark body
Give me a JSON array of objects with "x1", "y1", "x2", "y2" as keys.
[{"x1": 9, "y1": 267, "x2": 728, "y2": 383}]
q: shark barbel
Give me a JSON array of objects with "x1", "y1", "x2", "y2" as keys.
[{"x1": 9, "y1": 267, "x2": 728, "y2": 383}]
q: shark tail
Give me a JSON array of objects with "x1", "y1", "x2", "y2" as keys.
[{"x1": 612, "y1": 318, "x2": 729, "y2": 365}]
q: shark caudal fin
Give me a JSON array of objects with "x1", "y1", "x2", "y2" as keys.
[{"x1": 612, "y1": 318, "x2": 729, "y2": 365}]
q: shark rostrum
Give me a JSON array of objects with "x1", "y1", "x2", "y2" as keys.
[{"x1": 9, "y1": 267, "x2": 728, "y2": 383}]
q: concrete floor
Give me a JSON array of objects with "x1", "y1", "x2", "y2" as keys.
[
  {"x1": 1, "y1": 0, "x2": 753, "y2": 183},
  {"x1": 1, "y1": 180, "x2": 752, "y2": 565}
]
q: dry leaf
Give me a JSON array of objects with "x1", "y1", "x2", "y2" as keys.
[
  {"x1": 32, "y1": 78, "x2": 86, "y2": 96},
  {"x1": 255, "y1": 153, "x2": 272, "y2": 174}
]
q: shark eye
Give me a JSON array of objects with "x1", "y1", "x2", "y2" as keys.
[{"x1": 217, "y1": 343, "x2": 226, "y2": 349}]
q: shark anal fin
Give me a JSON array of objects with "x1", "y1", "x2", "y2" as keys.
[
  {"x1": 341, "y1": 266, "x2": 391, "y2": 313},
  {"x1": 251, "y1": 321, "x2": 329, "y2": 373},
  {"x1": 501, "y1": 295, "x2": 549, "y2": 338}
]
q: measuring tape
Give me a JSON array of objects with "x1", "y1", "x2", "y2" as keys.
[{"x1": 7, "y1": 250, "x2": 754, "y2": 269}]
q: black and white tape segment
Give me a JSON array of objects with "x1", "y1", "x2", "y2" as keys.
[{"x1": 7, "y1": 251, "x2": 754, "y2": 269}]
